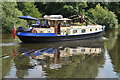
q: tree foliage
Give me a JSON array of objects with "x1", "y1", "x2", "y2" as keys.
[
  {"x1": 107, "y1": 2, "x2": 120, "y2": 23},
  {"x1": 87, "y1": 4, "x2": 118, "y2": 28},
  {"x1": 22, "y1": 2, "x2": 42, "y2": 18},
  {"x1": 35, "y1": 2, "x2": 87, "y2": 17},
  {"x1": 2, "y1": 2, "x2": 27, "y2": 33},
  {"x1": 87, "y1": 2, "x2": 120, "y2": 23},
  {"x1": 1, "y1": 2, "x2": 119, "y2": 33}
]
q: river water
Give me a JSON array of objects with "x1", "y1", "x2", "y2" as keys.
[{"x1": 1, "y1": 28, "x2": 120, "y2": 79}]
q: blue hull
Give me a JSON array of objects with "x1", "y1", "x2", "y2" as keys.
[{"x1": 17, "y1": 31, "x2": 104, "y2": 43}]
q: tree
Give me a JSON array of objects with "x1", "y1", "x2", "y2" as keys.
[
  {"x1": 87, "y1": 4, "x2": 118, "y2": 28},
  {"x1": 107, "y1": 2, "x2": 120, "y2": 23},
  {"x1": 22, "y1": 2, "x2": 42, "y2": 18},
  {"x1": 86, "y1": 2, "x2": 120, "y2": 24},
  {"x1": 63, "y1": 2, "x2": 87, "y2": 17},
  {"x1": 2, "y1": 2, "x2": 27, "y2": 33},
  {"x1": 35, "y1": 2, "x2": 87, "y2": 17}
]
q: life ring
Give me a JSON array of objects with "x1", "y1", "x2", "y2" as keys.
[{"x1": 32, "y1": 29, "x2": 38, "y2": 33}]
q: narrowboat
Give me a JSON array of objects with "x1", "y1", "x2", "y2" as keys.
[{"x1": 16, "y1": 15, "x2": 105, "y2": 43}]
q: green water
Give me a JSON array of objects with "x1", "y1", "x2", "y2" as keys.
[{"x1": 1, "y1": 28, "x2": 120, "y2": 79}]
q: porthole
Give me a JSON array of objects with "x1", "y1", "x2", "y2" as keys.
[
  {"x1": 40, "y1": 31, "x2": 43, "y2": 33},
  {"x1": 81, "y1": 48, "x2": 85, "y2": 53},
  {"x1": 95, "y1": 49, "x2": 96, "y2": 51},
  {"x1": 48, "y1": 31, "x2": 51, "y2": 33},
  {"x1": 90, "y1": 29, "x2": 92, "y2": 31},
  {"x1": 73, "y1": 30, "x2": 77, "y2": 33},
  {"x1": 81, "y1": 29, "x2": 86, "y2": 33},
  {"x1": 95, "y1": 28, "x2": 97, "y2": 31}
]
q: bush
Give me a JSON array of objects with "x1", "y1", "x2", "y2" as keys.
[
  {"x1": 2, "y1": 2, "x2": 27, "y2": 33},
  {"x1": 87, "y1": 4, "x2": 118, "y2": 28}
]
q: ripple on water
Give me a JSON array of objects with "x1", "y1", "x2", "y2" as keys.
[{"x1": 0, "y1": 42, "x2": 21, "y2": 47}]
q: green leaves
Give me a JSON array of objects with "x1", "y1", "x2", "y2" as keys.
[
  {"x1": 22, "y1": 2, "x2": 42, "y2": 18},
  {"x1": 1, "y1": 2, "x2": 119, "y2": 33},
  {"x1": 38, "y1": 2, "x2": 87, "y2": 18},
  {"x1": 87, "y1": 4, "x2": 118, "y2": 28},
  {"x1": 2, "y1": 2, "x2": 27, "y2": 33}
]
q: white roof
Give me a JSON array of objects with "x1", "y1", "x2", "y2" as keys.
[
  {"x1": 44, "y1": 15, "x2": 63, "y2": 19},
  {"x1": 48, "y1": 18, "x2": 71, "y2": 21},
  {"x1": 43, "y1": 15, "x2": 72, "y2": 21}
]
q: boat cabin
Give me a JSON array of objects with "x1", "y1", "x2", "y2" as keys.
[
  {"x1": 17, "y1": 15, "x2": 105, "y2": 43},
  {"x1": 18, "y1": 15, "x2": 105, "y2": 36},
  {"x1": 30, "y1": 15, "x2": 72, "y2": 35}
]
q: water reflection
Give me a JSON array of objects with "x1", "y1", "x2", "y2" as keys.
[
  {"x1": 3, "y1": 38, "x2": 106, "y2": 78},
  {"x1": 19, "y1": 45, "x2": 104, "y2": 70},
  {"x1": 2, "y1": 27, "x2": 120, "y2": 79},
  {"x1": 107, "y1": 32, "x2": 120, "y2": 79},
  {"x1": 104, "y1": 28, "x2": 120, "y2": 71}
]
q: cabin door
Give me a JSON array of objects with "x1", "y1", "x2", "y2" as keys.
[
  {"x1": 57, "y1": 23, "x2": 61, "y2": 35},
  {"x1": 55, "y1": 21, "x2": 61, "y2": 35}
]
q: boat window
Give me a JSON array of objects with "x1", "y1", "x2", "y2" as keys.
[
  {"x1": 102, "y1": 27, "x2": 103, "y2": 30},
  {"x1": 90, "y1": 29, "x2": 92, "y2": 31},
  {"x1": 73, "y1": 49, "x2": 77, "y2": 53},
  {"x1": 40, "y1": 31, "x2": 43, "y2": 33},
  {"x1": 90, "y1": 49, "x2": 91, "y2": 52},
  {"x1": 73, "y1": 30, "x2": 77, "y2": 33},
  {"x1": 95, "y1": 49, "x2": 96, "y2": 51},
  {"x1": 81, "y1": 29, "x2": 86, "y2": 33},
  {"x1": 95, "y1": 28, "x2": 97, "y2": 31},
  {"x1": 81, "y1": 48, "x2": 85, "y2": 53},
  {"x1": 48, "y1": 31, "x2": 51, "y2": 33}
]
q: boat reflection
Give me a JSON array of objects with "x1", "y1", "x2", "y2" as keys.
[
  {"x1": 2, "y1": 28, "x2": 120, "y2": 78},
  {"x1": 28, "y1": 47, "x2": 103, "y2": 69},
  {"x1": 3, "y1": 38, "x2": 105, "y2": 78},
  {"x1": 18, "y1": 38, "x2": 104, "y2": 70}
]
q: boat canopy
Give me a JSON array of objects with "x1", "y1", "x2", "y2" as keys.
[{"x1": 18, "y1": 15, "x2": 38, "y2": 20}]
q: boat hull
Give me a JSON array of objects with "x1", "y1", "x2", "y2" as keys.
[{"x1": 17, "y1": 31, "x2": 104, "y2": 43}]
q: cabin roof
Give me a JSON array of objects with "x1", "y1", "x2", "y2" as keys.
[
  {"x1": 38, "y1": 18, "x2": 72, "y2": 21},
  {"x1": 44, "y1": 15, "x2": 63, "y2": 19},
  {"x1": 38, "y1": 15, "x2": 72, "y2": 21},
  {"x1": 47, "y1": 18, "x2": 72, "y2": 21}
]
